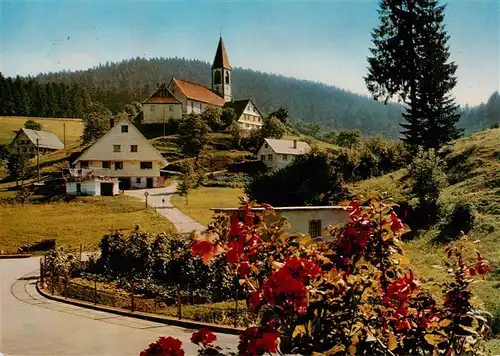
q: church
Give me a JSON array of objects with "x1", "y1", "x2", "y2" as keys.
[{"x1": 141, "y1": 37, "x2": 264, "y2": 131}]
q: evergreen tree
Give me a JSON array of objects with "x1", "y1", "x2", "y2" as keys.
[
  {"x1": 485, "y1": 91, "x2": 500, "y2": 127},
  {"x1": 365, "y1": 0, "x2": 461, "y2": 150}
]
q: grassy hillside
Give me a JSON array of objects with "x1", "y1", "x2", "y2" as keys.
[
  {"x1": 0, "y1": 116, "x2": 83, "y2": 145},
  {"x1": 350, "y1": 128, "x2": 500, "y2": 342},
  {"x1": 0, "y1": 195, "x2": 174, "y2": 253}
]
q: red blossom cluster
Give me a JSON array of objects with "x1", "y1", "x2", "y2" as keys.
[
  {"x1": 190, "y1": 328, "x2": 216, "y2": 348},
  {"x1": 238, "y1": 326, "x2": 280, "y2": 356},
  {"x1": 249, "y1": 257, "x2": 322, "y2": 314},
  {"x1": 140, "y1": 336, "x2": 184, "y2": 356}
]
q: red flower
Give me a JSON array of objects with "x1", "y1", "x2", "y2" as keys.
[
  {"x1": 230, "y1": 213, "x2": 244, "y2": 237},
  {"x1": 283, "y1": 257, "x2": 322, "y2": 282},
  {"x1": 238, "y1": 326, "x2": 280, "y2": 356},
  {"x1": 238, "y1": 261, "x2": 252, "y2": 278},
  {"x1": 262, "y1": 268, "x2": 309, "y2": 314},
  {"x1": 386, "y1": 270, "x2": 420, "y2": 306},
  {"x1": 140, "y1": 336, "x2": 184, "y2": 356},
  {"x1": 190, "y1": 328, "x2": 216, "y2": 347},
  {"x1": 476, "y1": 252, "x2": 492, "y2": 277},
  {"x1": 190, "y1": 241, "x2": 220, "y2": 264},
  {"x1": 390, "y1": 211, "x2": 405, "y2": 233},
  {"x1": 249, "y1": 288, "x2": 263, "y2": 313}
]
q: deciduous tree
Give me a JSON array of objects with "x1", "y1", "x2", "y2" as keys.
[{"x1": 24, "y1": 119, "x2": 42, "y2": 131}]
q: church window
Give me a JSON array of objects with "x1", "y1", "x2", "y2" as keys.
[
  {"x1": 214, "y1": 70, "x2": 221, "y2": 85},
  {"x1": 268, "y1": 154, "x2": 273, "y2": 160},
  {"x1": 150, "y1": 105, "x2": 155, "y2": 111},
  {"x1": 225, "y1": 71, "x2": 230, "y2": 84},
  {"x1": 261, "y1": 155, "x2": 265, "y2": 161},
  {"x1": 169, "y1": 105, "x2": 173, "y2": 112}
]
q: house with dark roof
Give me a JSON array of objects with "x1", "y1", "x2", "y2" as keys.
[
  {"x1": 12, "y1": 128, "x2": 64, "y2": 155},
  {"x1": 141, "y1": 37, "x2": 263, "y2": 131}
]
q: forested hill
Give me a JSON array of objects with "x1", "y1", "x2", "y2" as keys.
[{"x1": 35, "y1": 57, "x2": 404, "y2": 138}]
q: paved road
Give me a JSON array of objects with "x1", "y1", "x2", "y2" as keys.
[
  {"x1": 0, "y1": 258, "x2": 237, "y2": 355},
  {"x1": 125, "y1": 183, "x2": 206, "y2": 234}
]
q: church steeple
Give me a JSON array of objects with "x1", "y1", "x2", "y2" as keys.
[{"x1": 211, "y1": 36, "x2": 232, "y2": 102}]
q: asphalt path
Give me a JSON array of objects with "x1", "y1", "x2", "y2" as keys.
[
  {"x1": 125, "y1": 183, "x2": 206, "y2": 234},
  {"x1": 0, "y1": 257, "x2": 237, "y2": 355}
]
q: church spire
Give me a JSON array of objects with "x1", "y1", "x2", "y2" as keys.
[{"x1": 212, "y1": 36, "x2": 232, "y2": 70}]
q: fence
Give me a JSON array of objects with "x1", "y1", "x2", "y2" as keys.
[{"x1": 39, "y1": 257, "x2": 252, "y2": 328}]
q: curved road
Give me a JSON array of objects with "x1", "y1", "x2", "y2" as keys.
[{"x1": 0, "y1": 258, "x2": 237, "y2": 355}]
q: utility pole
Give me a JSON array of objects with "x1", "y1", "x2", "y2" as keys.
[
  {"x1": 163, "y1": 107, "x2": 166, "y2": 137},
  {"x1": 63, "y1": 122, "x2": 66, "y2": 148},
  {"x1": 36, "y1": 138, "x2": 40, "y2": 183}
]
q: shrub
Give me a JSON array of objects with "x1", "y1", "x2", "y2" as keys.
[
  {"x1": 407, "y1": 147, "x2": 447, "y2": 224},
  {"x1": 436, "y1": 202, "x2": 477, "y2": 243},
  {"x1": 147, "y1": 197, "x2": 492, "y2": 355}
]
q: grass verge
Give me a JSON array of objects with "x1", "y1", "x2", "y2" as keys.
[{"x1": 171, "y1": 186, "x2": 245, "y2": 225}]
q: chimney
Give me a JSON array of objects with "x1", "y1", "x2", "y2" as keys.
[
  {"x1": 110, "y1": 118, "x2": 115, "y2": 129},
  {"x1": 293, "y1": 139, "x2": 297, "y2": 149}
]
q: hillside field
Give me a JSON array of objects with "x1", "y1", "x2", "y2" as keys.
[
  {"x1": 351, "y1": 128, "x2": 500, "y2": 346},
  {"x1": 0, "y1": 116, "x2": 83, "y2": 145},
  {"x1": 0, "y1": 195, "x2": 174, "y2": 253}
]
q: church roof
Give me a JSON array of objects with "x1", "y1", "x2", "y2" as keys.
[
  {"x1": 172, "y1": 77, "x2": 226, "y2": 106},
  {"x1": 142, "y1": 84, "x2": 181, "y2": 104},
  {"x1": 212, "y1": 37, "x2": 232, "y2": 70}
]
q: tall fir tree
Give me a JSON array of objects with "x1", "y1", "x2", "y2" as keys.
[{"x1": 365, "y1": 0, "x2": 462, "y2": 150}]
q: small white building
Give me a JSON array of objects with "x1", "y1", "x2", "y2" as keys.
[
  {"x1": 65, "y1": 169, "x2": 119, "y2": 196},
  {"x1": 72, "y1": 118, "x2": 168, "y2": 190},
  {"x1": 211, "y1": 206, "x2": 349, "y2": 239},
  {"x1": 257, "y1": 138, "x2": 311, "y2": 171}
]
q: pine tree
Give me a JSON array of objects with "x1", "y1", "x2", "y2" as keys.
[{"x1": 365, "y1": 0, "x2": 462, "y2": 150}]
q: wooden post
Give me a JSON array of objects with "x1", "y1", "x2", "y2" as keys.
[
  {"x1": 39, "y1": 258, "x2": 44, "y2": 285},
  {"x1": 50, "y1": 266, "x2": 55, "y2": 295},
  {"x1": 79, "y1": 244, "x2": 83, "y2": 262},
  {"x1": 63, "y1": 122, "x2": 66, "y2": 148},
  {"x1": 177, "y1": 290, "x2": 182, "y2": 320},
  {"x1": 36, "y1": 138, "x2": 40, "y2": 183},
  {"x1": 144, "y1": 191, "x2": 149, "y2": 210},
  {"x1": 131, "y1": 280, "x2": 135, "y2": 312},
  {"x1": 234, "y1": 275, "x2": 239, "y2": 328},
  {"x1": 94, "y1": 280, "x2": 97, "y2": 305}
]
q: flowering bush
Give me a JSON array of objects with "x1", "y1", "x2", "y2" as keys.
[{"x1": 141, "y1": 197, "x2": 492, "y2": 355}]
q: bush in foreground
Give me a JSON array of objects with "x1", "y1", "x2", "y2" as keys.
[{"x1": 142, "y1": 197, "x2": 492, "y2": 355}]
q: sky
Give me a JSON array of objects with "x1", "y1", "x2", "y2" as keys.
[{"x1": 0, "y1": 0, "x2": 499, "y2": 106}]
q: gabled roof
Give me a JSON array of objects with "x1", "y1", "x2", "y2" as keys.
[
  {"x1": 224, "y1": 99, "x2": 264, "y2": 119},
  {"x1": 223, "y1": 100, "x2": 250, "y2": 118},
  {"x1": 73, "y1": 118, "x2": 167, "y2": 166},
  {"x1": 18, "y1": 129, "x2": 64, "y2": 150},
  {"x1": 262, "y1": 138, "x2": 311, "y2": 155},
  {"x1": 142, "y1": 84, "x2": 181, "y2": 104},
  {"x1": 171, "y1": 77, "x2": 225, "y2": 106},
  {"x1": 212, "y1": 36, "x2": 232, "y2": 70}
]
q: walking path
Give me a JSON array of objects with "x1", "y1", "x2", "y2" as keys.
[
  {"x1": 125, "y1": 182, "x2": 206, "y2": 233},
  {"x1": 0, "y1": 257, "x2": 237, "y2": 355}
]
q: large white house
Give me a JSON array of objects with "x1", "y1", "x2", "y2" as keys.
[
  {"x1": 141, "y1": 37, "x2": 263, "y2": 131},
  {"x1": 257, "y1": 138, "x2": 311, "y2": 171},
  {"x1": 72, "y1": 118, "x2": 167, "y2": 190}
]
